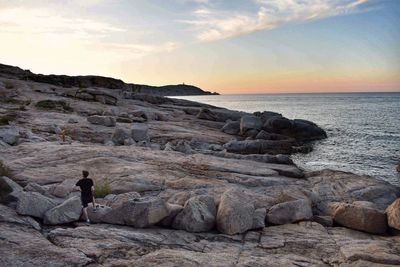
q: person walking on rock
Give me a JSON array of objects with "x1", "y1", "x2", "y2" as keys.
[{"x1": 75, "y1": 170, "x2": 96, "y2": 224}]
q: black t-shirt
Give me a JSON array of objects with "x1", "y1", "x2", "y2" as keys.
[{"x1": 76, "y1": 178, "x2": 93, "y2": 197}]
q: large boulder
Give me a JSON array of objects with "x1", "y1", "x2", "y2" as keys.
[
  {"x1": 172, "y1": 195, "x2": 216, "y2": 232},
  {"x1": 0, "y1": 126, "x2": 19, "y2": 145},
  {"x1": 223, "y1": 139, "x2": 294, "y2": 155},
  {"x1": 131, "y1": 123, "x2": 148, "y2": 142},
  {"x1": 290, "y1": 119, "x2": 327, "y2": 141},
  {"x1": 266, "y1": 199, "x2": 313, "y2": 225},
  {"x1": 217, "y1": 188, "x2": 255, "y2": 235},
  {"x1": 52, "y1": 179, "x2": 78, "y2": 198},
  {"x1": 221, "y1": 121, "x2": 240, "y2": 135},
  {"x1": 102, "y1": 197, "x2": 169, "y2": 227},
  {"x1": 264, "y1": 117, "x2": 292, "y2": 130},
  {"x1": 329, "y1": 202, "x2": 387, "y2": 234},
  {"x1": 386, "y1": 198, "x2": 400, "y2": 230},
  {"x1": 16, "y1": 192, "x2": 58, "y2": 219},
  {"x1": 87, "y1": 115, "x2": 116, "y2": 127},
  {"x1": 240, "y1": 115, "x2": 262, "y2": 135},
  {"x1": 252, "y1": 208, "x2": 267, "y2": 229},
  {"x1": 111, "y1": 127, "x2": 132, "y2": 145},
  {"x1": 197, "y1": 108, "x2": 218, "y2": 121},
  {"x1": 87, "y1": 205, "x2": 112, "y2": 223},
  {"x1": 44, "y1": 196, "x2": 82, "y2": 225},
  {"x1": 159, "y1": 203, "x2": 184, "y2": 227},
  {"x1": 104, "y1": 192, "x2": 141, "y2": 208},
  {"x1": 0, "y1": 176, "x2": 23, "y2": 204}
]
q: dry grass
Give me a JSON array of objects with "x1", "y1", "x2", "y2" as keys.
[
  {"x1": 94, "y1": 178, "x2": 112, "y2": 198},
  {"x1": 0, "y1": 160, "x2": 14, "y2": 179}
]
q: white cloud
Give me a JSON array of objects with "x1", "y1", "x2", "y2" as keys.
[
  {"x1": 183, "y1": 0, "x2": 370, "y2": 42},
  {"x1": 0, "y1": 6, "x2": 179, "y2": 65}
]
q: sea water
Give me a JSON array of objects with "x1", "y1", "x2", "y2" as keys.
[{"x1": 173, "y1": 92, "x2": 400, "y2": 186}]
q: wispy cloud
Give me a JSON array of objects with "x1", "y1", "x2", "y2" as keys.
[
  {"x1": 183, "y1": 0, "x2": 370, "y2": 42},
  {"x1": 0, "y1": 6, "x2": 179, "y2": 61}
]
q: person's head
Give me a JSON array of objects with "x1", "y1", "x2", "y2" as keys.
[{"x1": 82, "y1": 170, "x2": 89, "y2": 178}]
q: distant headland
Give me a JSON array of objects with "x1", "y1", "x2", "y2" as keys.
[{"x1": 0, "y1": 63, "x2": 219, "y2": 96}]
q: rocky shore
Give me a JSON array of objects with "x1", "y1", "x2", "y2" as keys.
[{"x1": 1, "y1": 66, "x2": 400, "y2": 267}]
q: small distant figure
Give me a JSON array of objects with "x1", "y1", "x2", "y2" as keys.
[{"x1": 75, "y1": 170, "x2": 97, "y2": 224}]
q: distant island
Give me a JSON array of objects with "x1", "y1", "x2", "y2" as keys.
[{"x1": 0, "y1": 63, "x2": 219, "y2": 96}]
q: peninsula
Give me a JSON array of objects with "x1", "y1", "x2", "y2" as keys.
[{"x1": 0, "y1": 63, "x2": 399, "y2": 266}]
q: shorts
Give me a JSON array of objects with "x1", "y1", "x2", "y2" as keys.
[{"x1": 81, "y1": 195, "x2": 93, "y2": 208}]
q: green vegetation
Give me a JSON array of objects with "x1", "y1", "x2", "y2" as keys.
[
  {"x1": 4, "y1": 81, "x2": 14, "y2": 89},
  {"x1": 0, "y1": 160, "x2": 14, "y2": 179},
  {"x1": 94, "y1": 178, "x2": 112, "y2": 198},
  {"x1": 0, "y1": 113, "x2": 17, "y2": 126},
  {"x1": 35, "y1": 99, "x2": 73, "y2": 112}
]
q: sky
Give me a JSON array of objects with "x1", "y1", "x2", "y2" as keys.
[{"x1": 0, "y1": 0, "x2": 399, "y2": 94}]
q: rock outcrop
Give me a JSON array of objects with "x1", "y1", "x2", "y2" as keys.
[
  {"x1": 44, "y1": 196, "x2": 82, "y2": 225},
  {"x1": 217, "y1": 189, "x2": 255, "y2": 235},
  {"x1": 16, "y1": 192, "x2": 58, "y2": 219},
  {"x1": 329, "y1": 202, "x2": 388, "y2": 234},
  {"x1": 172, "y1": 195, "x2": 216, "y2": 232},
  {"x1": 266, "y1": 199, "x2": 313, "y2": 225},
  {"x1": 386, "y1": 198, "x2": 400, "y2": 230}
]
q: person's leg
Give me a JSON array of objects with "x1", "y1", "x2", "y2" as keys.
[{"x1": 83, "y1": 207, "x2": 89, "y2": 222}]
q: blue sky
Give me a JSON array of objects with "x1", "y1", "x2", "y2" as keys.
[{"x1": 0, "y1": 0, "x2": 399, "y2": 93}]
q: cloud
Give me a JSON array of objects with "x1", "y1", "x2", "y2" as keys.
[
  {"x1": 0, "y1": 6, "x2": 179, "y2": 62},
  {"x1": 183, "y1": 0, "x2": 370, "y2": 42}
]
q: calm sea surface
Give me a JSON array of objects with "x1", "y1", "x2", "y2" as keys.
[{"x1": 174, "y1": 93, "x2": 400, "y2": 186}]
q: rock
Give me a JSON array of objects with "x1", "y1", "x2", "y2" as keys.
[
  {"x1": 312, "y1": 215, "x2": 333, "y2": 227},
  {"x1": 217, "y1": 188, "x2": 255, "y2": 235},
  {"x1": 255, "y1": 130, "x2": 289, "y2": 141},
  {"x1": 104, "y1": 192, "x2": 141, "y2": 208},
  {"x1": 254, "y1": 111, "x2": 282, "y2": 123},
  {"x1": 52, "y1": 179, "x2": 77, "y2": 198},
  {"x1": 266, "y1": 199, "x2": 313, "y2": 225},
  {"x1": 111, "y1": 127, "x2": 131, "y2": 145},
  {"x1": 240, "y1": 115, "x2": 263, "y2": 135},
  {"x1": 102, "y1": 197, "x2": 169, "y2": 227},
  {"x1": 0, "y1": 204, "x2": 41, "y2": 230},
  {"x1": 264, "y1": 116, "x2": 292, "y2": 130},
  {"x1": 386, "y1": 198, "x2": 400, "y2": 230},
  {"x1": 0, "y1": 126, "x2": 19, "y2": 145},
  {"x1": 172, "y1": 195, "x2": 216, "y2": 232},
  {"x1": 252, "y1": 208, "x2": 266, "y2": 229},
  {"x1": 159, "y1": 203, "x2": 184, "y2": 227},
  {"x1": 290, "y1": 119, "x2": 327, "y2": 141},
  {"x1": 87, "y1": 115, "x2": 116, "y2": 127},
  {"x1": 44, "y1": 196, "x2": 82, "y2": 225},
  {"x1": 67, "y1": 118, "x2": 79, "y2": 124},
  {"x1": 221, "y1": 120, "x2": 240, "y2": 135},
  {"x1": 131, "y1": 123, "x2": 148, "y2": 142},
  {"x1": 397, "y1": 163, "x2": 400, "y2": 173},
  {"x1": 329, "y1": 202, "x2": 387, "y2": 234},
  {"x1": 197, "y1": 108, "x2": 218, "y2": 121},
  {"x1": 164, "y1": 140, "x2": 193, "y2": 154},
  {"x1": 16, "y1": 192, "x2": 58, "y2": 219},
  {"x1": 87, "y1": 205, "x2": 112, "y2": 223},
  {"x1": 24, "y1": 182, "x2": 47, "y2": 195},
  {"x1": 223, "y1": 139, "x2": 294, "y2": 155},
  {"x1": 0, "y1": 176, "x2": 23, "y2": 204}
]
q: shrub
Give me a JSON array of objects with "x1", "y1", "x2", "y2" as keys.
[
  {"x1": 35, "y1": 99, "x2": 73, "y2": 112},
  {"x1": 0, "y1": 114, "x2": 17, "y2": 126},
  {"x1": 4, "y1": 81, "x2": 14, "y2": 89},
  {"x1": 0, "y1": 160, "x2": 14, "y2": 179},
  {"x1": 94, "y1": 178, "x2": 112, "y2": 198}
]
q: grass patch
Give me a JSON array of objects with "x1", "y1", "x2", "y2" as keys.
[
  {"x1": 0, "y1": 114, "x2": 17, "y2": 126},
  {"x1": 4, "y1": 81, "x2": 14, "y2": 89},
  {"x1": 35, "y1": 99, "x2": 73, "y2": 112},
  {"x1": 94, "y1": 178, "x2": 112, "y2": 198},
  {"x1": 0, "y1": 160, "x2": 14, "y2": 179}
]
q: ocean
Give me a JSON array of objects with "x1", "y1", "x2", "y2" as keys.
[{"x1": 173, "y1": 92, "x2": 400, "y2": 186}]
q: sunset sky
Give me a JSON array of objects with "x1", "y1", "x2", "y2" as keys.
[{"x1": 0, "y1": 0, "x2": 399, "y2": 94}]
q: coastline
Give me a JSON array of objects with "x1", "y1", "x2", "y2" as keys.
[{"x1": 1, "y1": 69, "x2": 400, "y2": 266}]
